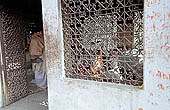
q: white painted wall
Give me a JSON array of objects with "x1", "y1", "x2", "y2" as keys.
[{"x1": 42, "y1": 0, "x2": 170, "y2": 110}]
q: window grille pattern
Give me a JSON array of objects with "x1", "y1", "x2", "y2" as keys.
[
  {"x1": 0, "y1": 8, "x2": 27, "y2": 105},
  {"x1": 61, "y1": 0, "x2": 144, "y2": 86}
]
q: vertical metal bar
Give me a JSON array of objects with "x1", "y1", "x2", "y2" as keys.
[{"x1": 0, "y1": 8, "x2": 8, "y2": 107}]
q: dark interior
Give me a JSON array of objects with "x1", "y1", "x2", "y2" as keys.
[
  {"x1": 2, "y1": 0, "x2": 43, "y2": 39},
  {"x1": 0, "y1": 0, "x2": 44, "y2": 94},
  {"x1": 3, "y1": 0, "x2": 42, "y2": 16}
]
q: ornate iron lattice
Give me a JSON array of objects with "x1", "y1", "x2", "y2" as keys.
[
  {"x1": 61, "y1": 0, "x2": 144, "y2": 86},
  {"x1": 0, "y1": 9, "x2": 27, "y2": 105}
]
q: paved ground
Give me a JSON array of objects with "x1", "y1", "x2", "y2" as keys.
[
  {"x1": 2, "y1": 90, "x2": 48, "y2": 110},
  {"x1": 1, "y1": 65, "x2": 48, "y2": 110}
]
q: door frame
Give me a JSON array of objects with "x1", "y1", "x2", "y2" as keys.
[{"x1": 0, "y1": 9, "x2": 7, "y2": 107}]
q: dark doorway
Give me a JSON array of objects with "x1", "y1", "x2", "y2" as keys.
[{"x1": 0, "y1": 0, "x2": 48, "y2": 108}]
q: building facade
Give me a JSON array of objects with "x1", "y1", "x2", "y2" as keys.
[{"x1": 42, "y1": 0, "x2": 170, "y2": 110}]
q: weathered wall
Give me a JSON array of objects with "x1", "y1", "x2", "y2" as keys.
[{"x1": 42, "y1": 0, "x2": 170, "y2": 110}]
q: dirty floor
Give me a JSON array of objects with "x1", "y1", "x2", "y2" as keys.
[
  {"x1": 1, "y1": 67, "x2": 48, "y2": 110},
  {"x1": 2, "y1": 90, "x2": 48, "y2": 110}
]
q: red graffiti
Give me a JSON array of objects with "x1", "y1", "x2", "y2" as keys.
[
  {"x1": 155, "y1": 70, "x2": 170, "y2": 80},
  {"x1": 162, "y1": 23, "x2": 169, "y2": 29},
  {"x1": 147, "y1": 15, "x2": 154, "y2": 19},
  {"x1": 168, "y1": 13, "x2": 170, "y2": 19},
  {"x1": 66, "y1": 81, "x2": 72, "y2": 85},
  {"x1": 156, "y1": 70, "x2": 162, "y2": 78},
  {"x1": 146, "y1": 0, "x2": 161, "y2": 7},
  {"x1": 158, "y1": 84, "x2": 164, "y2": 90},
  {"x1": 166, "y1": 47, "x2": 170, "y2": 51},
  {"x1": 160, "y1": 42, "x2": 170, "y2": 51},
  {"x1": 147, "y1": 12, "x2": 160, "y2": 20},
  {"x1": 153, "y1": 23, "x2": 156, "y2": 31},
  {"x1": 138, "y1": 108, "x2": 143, "y2": 110},
  {"x1": 166, "y1": 86, "x2": 170, "y2": 89}
]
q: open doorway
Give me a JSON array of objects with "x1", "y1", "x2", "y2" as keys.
[{"x1": 0, "y1": 0, "x2": 48, "y2": 109}]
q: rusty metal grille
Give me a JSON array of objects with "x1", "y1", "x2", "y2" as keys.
[
  {"x1": 61, "y1": 0, "x2": 144, "y2": 86},
  {"x1": 0, "y1": 8, "x2": 27, "y2": 105}
]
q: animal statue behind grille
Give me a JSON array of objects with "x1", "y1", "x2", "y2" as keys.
[{"x1": 91, "y1": 46, "x2": 103, "y2": 77}]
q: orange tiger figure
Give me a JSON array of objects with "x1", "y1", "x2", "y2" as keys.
[{"x1": 91, "y1": 47, "x2": 103, "y2": 77}]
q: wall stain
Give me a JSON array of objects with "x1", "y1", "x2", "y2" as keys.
[
  {"x1": 77, "y1": 85, "x2": 88, "y2": 89},
  {"x1": 153, "y1": 23, "x2": 156, "y2": 31},
  {"x1": 146, "y1": 0, "x2": 150, "y2": 7},
  {"x1": 166, "y1": 86, "x2": 170, "y2": 89},
  {"x1": 147, "y1": 15, "x2": 154, "y2": 19},
  {"x1": 150, "y1": 92, "x2": 154, "y2": 96},
  {"x1": 66, "y1": 81, "x2": 72, "y2": 85},
  {"x1": 162, "y1": 23, "x2": 169, "y2": 29},
  {"x1": 151, "y1": 102, "x2": 158, "y2": 106}
]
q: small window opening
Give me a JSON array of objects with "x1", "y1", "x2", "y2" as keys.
[{"x1": 61, "y1": 0, "x2": 144, "y2": 86}]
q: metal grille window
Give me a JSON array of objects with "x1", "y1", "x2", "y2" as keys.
[{"x1": 61, "y1": 0, "x2": 144, "y2": 86}]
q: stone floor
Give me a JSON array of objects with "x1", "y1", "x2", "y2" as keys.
[
  {"x1": 2, "y1": 90, "x2": 48, "y2": 110},
  {"x1": 1, "y1": 67, "x2": 48, "y2": 110}
]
